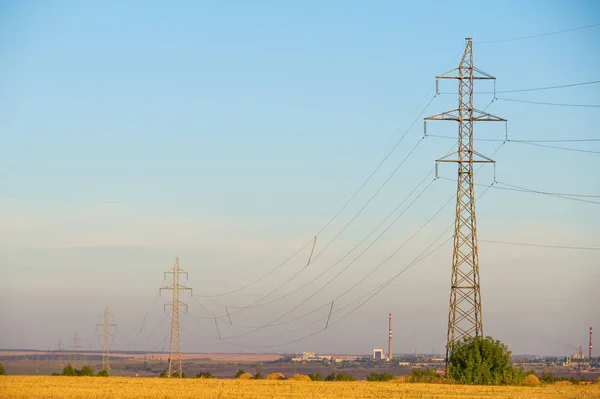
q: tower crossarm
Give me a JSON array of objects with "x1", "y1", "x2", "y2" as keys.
[
  {"x1": 436, "y1": 66, "x2": 496, "y2": 80},
  {"x1": 425, "y1": 109, "x2": 506, "y2": 122}
]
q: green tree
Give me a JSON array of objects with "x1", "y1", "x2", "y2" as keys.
[
  {"x1": 447, "y1": 336, "x2": 524, "y2": 385},
  {"x1": 196, "y1": 371, "x2": 213, "y2": 379},
  {"x1": 61, "y1": 364, "x2": 77, "y2": 376},
  {"x1": 308, "y1": 373, "x2": 323, "y2": 381},
  {"x1": 78, "y1": 365, "x2": 95, "y2": 376},
  {"x1": 541, "y1": 370, "x2": 555, "y2": 383},
  {"x1": 97, "y1": 369, "x2": 109, "y2": 377},
  {"x1": 234, "y1": 369, "x2": 246, "y2": 379},
  {"x1": 366, "y1": 372, "x2": 394, "y2": 381},
  {"x1": 409, "y1": 368, "x2": 440, "y2": 383},
  {"x1": 253, "y1": 372, "x2": 263, "y2": 380},
  {"x1": 0, "y1": 363, "x2": 6, "y2": 376},
  {"x1": 159, "y1": 369, "x2": 168, "y2": 378},
  {"x1": 325, "y1": 372, "x2": 355, "y2": 381}
]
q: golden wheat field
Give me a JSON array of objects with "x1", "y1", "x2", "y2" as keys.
[{"x1": 1, "y1": 376, "x2": 600, "y2": 399}]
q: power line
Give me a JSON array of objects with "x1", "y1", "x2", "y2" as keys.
[
  {"x1": 187, "y1": 177, "x2": 454, "y2": 342},
  {"x1": 327, "y1": 234, "x2": 453, "y2": 332},
  {"x1": 216, "y1": 142, "x2": 504, "y2": 343},
  {"x1": 429, "y1": 134, "x2": 600, "y2": 144},
  {"x1": 497, "y1": 97, "x2": 600, "y2": 108},
  {"x1": 438, "y1": 177, "x2": 600, "y2": 205},
  {"x1": 364, "y1": 49, "x2": 464, "y2": 168},
  {"x1": 517, "y1": 138, "x2": 600, "y2": 143},
  {"x1": 495, "y1": 181, "x2": 600, "y2": 205},
  {"x1": 180, "y1": 179, "x2": 498, "y2": 349},
  {"x1": 183, "y1": 312, "x2": 220, "y2": 339},
  {"x1": 427, "y1": 134, "x2": 600, "y2": 153},
  {"x1": 216, "y1": 108, "x2": 437, "y2": 316},
  {"x1": 200, "y1": 146, "x2": 453, "y2": 335},
  {"x1": 439, "y1": 79, "x2": 600, "y2": 94},
  {"x1": 202, "y1": 229, "x2": 453, "y2": 349},
  {"x1": 246, "y1": 227, "x2": 454, "y2": 348},
  {"x1": 208, "y1": 168, "x2": 441, "y2": 335},
  {"x1": 477, "y1": 22, "x2": 600, "y2": 44},
  {"x1": 324, "y1": 178, "x2": 500, "y2": 338},
  {"x1": 479, "y1": 239, "x2": 600, "y2": 251},
  {"x1": 194, "y1": 95, "x2": 439, "y2": 300},
  {"x1": 123, "y1": 293, "x2": 161, "y2": 349},
  {"x1": 508, "y1": 140, "x2": 600, "y2": 154},
  {"x1": 221, "y1": 144, "x2": 501, "y2": 343},
  {"x1": 229, "y1": 138, "x2": 431, "y2": 311},
  {"x1": 493, "y1": 80, "x2": 600, "y2": 93},
  {"x1": 213, "y1": 98, "x2": 499, "y2": 330},
  {"x1": 135, "y1": 307, "x2": 168, "y2": 351},
  {"x1": 178, "y1": 61, "x2": 508, "y2": 347},
  {"x1": 494, "y1": 181, "x2": 600, "y2": 199},
  {"x1": 193, "y1": 49, "x2": 465, "y2": 301},
  {"x1": 194, "y1": 239, "x2": 314, "y2": 298},
  {"x1": 222, "y1": 171, "x2": 439, "y2": 340}
]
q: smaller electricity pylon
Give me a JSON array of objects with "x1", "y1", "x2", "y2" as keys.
[
  {"x1": 96, "y1": 305, "x2": 117, "y2": 374},
  {"x1": 160, "y1": 257, "x2": 192, "y2": 378},
  {"x1": 68, "y1": 332, "x2": 82, "y2": 369}
]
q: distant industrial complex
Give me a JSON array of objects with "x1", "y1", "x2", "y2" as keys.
[{"x1": 286, "y1": 319, "x2": 597, "y2": 380}]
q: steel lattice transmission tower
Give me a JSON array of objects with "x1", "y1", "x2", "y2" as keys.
[
  {"x1": 160, "y1": 257, "x2": 192, "y2": 378},
  {"x1": 68, "y1": 332, "x2": 82, "y2": 369},
  {"x1": 96, "y1": 305, "x2": 116, "y2": 374},
  {"x1": 56, "y1": 340, "x2": 64, "y2": 368},
  {"x1": 424, "y1": 38, "x2": 506, "y2": 364}
]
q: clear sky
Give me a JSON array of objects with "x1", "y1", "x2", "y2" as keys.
[{"x1": 1, "y1": 1, "x2": 599, "y2": 356}]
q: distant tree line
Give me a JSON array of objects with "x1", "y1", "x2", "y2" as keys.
[{"x1": 53, "y1": 364, "x2": 109, "y2": 377}]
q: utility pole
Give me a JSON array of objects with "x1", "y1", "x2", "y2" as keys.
[
  {"x1": 68, "y1": 332, "x2": 82, "y2": 369},
  {"x1": 425, "y1": 38, "x2": 506, "y2": 369},
  {"x1": 96, "y1": 305, "x2": 117, "y2": 373},
  {"x1": 160, "y1": 257, "x2": 192, "y2": 378}
]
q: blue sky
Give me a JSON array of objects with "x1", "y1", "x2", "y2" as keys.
[{"x1": 1, "y1": 1, "x2": 599, "y2": 356}]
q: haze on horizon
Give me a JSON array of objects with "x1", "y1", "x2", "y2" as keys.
[{"x1": 1, "y1": 1, "x2": 599, "y2": 358}]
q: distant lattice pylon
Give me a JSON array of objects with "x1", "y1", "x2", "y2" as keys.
[
  {"x1": 68, "y1": 332, "x2": 82, "y2": 369},
  {"x1": 96, "y1": 305, "x2": 116, "y2": 374},
  {"x1": 160, "y1": 257, "x2": 192, "y2": 377},
  {"x1": 56, "y1": 340, "x2": 64, "y2": 368}
]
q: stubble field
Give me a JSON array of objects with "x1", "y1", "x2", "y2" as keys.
[{"x1": 1, "y1": 376, "x2": 600, "y2": 399}]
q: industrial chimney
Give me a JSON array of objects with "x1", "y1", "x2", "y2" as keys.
[
  {"x1": 388, "y1": 313, "x2": 393, "y2": 361},
  {"x1": 590, "y1": 327, "x2": 593, "y2": 360}
]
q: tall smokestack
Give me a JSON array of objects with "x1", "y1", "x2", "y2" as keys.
[
  {"x1": 388, "y1": 313, "x2": 393, "y2": 361},
  {"x1": 590, "y1": 327, "x2": 593, "y2": 360}
]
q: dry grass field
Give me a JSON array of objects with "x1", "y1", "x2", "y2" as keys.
[{"x1": 1, "y1": 376, "x2": 599, "y2": 399}]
